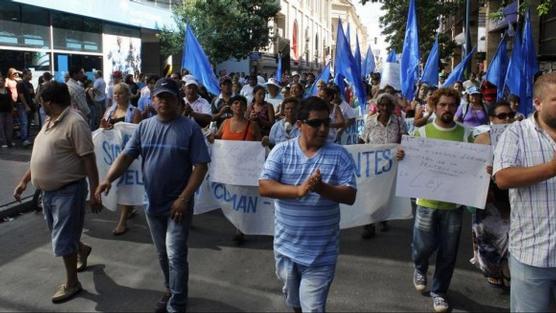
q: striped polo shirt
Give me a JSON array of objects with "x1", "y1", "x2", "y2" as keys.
[
  {"x1": 260, "y1": 137, "x2": 357, "y2": 267},
  {"x1": 493, "y1": 114, "x2": 556, "y2": 267}
]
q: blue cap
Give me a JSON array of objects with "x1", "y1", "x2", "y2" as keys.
[{"x1": 466, "y1": 85, "x2": 481, "y2": 95}]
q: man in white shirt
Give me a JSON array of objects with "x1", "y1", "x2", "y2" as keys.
[
  {"x1": 92, "y1": 71, "x2": 106, "y2": 122},
  {"x1": 183, "y1": 78, "x2": 212, "y2": 128},
  {"x1": 66, "y1": 67, "x2": 90, "y2": 123},
  {"x1": 240, "y1": 75, "x2": 257, "y2": 105}
]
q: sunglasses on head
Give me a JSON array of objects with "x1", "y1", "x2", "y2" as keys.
[
  {"x1": 303, "y1": 118, "x2": 331, "y2": 128},
  {"x1": 493, "y1": 112, "x2": 516, "y2": 120}
]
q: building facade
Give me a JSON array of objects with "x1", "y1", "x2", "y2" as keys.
[{"x1": 0, "y1": 0, "x2": 174, "y2": 87}]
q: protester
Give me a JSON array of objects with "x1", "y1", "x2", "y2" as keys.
[
  {"x1": 5, "y1": 68, "x2": 19, "y2": 105},
  {"x1": 125, "y1": 74, "x2": 140, "y2": 107},
  {"x1": 13, "y1": 81, "x2": 101, "y2": 303},
  {"x1": 183, "y1": 78, "x2": 212, "y2": 128},
  {"x1": 507, "y1": 94, "x2": 525, "y2": 120},
  {"x1": 247, "y1": 85, "x2": 275, "y2": 136},
  {"x1": 290, "y1": 82, "x2": 304, "y2": 100},
  {"x1": 96, "y1": 78, "x2": 210, "y2": 313},
  {"x1": 92, "y1": 71, "x2": 106, "y2": 121},
  {"x1": 265, "y1": 78, "x2": 284, "y2": 113},
  {"x1": 211, "y1": 76, "x2": 233, "y2": 127},
  {"x1": 106, "y1": 71, "x2": 123, "y2": 109},
  {"x1": 493, "y1": 72, "x2": 556, "y2": 312},
  {"x1": 137, "y1": 75, "x2": 158, "y2": 119},
  {"x1": 0, "y1": 75, "x2": 14, "y2": 148},
  {"x1": 35, "y1": 72, "x2": 53, "y2": 127},
  {"x1": 16, "y1": 69, "x2": 35, "y2": 146},
  {"x1": 305, "y1": 72, "x2": 315, "y2": 89},
  {"x1": 263, "y1": 97, "x2": 300, "y2": 147},
  {"x1": 318, "y1": 86, "x2": 346, "y2": 143},
  {"x1": 231, "y1": 80, "x2": 241, "y2": 97},
  {"x1": 240, "y1": 75, "x2": 257, "y2": 104},
  {"x1": 398, "y1": 88, "x2": 475, "y2": 313},
  {"x1": 67, "y1": 67, "x2": 91, "y2": 123},
  {"x1": 471, "y1": 100, "x2": 513, "y2": 289},
  {"x1": 290, "y1": 71, "x2": 301, "y2": 84},
  {"x1": 454, "y1": 86, "x2": 489, "y2": 128},
  {"x1": 360, "y1": 93, "x2": 407, "y2": 238},
  {"x1": 259, "y1": 96, "x2": 357, "y2": 312},
  {"x1": 101, "y1": 82, "x2": 142, "y2": 235}
]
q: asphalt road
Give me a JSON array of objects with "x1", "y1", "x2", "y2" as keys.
[{"x1": 0, "y1": 206, "x2": 510, "y2": 312}]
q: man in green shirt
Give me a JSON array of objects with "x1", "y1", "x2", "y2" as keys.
[{"x1": 399, "y1": 88, "x2": 473, "y2": 313}]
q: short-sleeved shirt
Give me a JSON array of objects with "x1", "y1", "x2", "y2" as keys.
[
  {"x1": 493, "y1": 114, "x2": 556, "y2": 267},
  {"x1": 265, "y1": 94, "x2": 283, "y2": 113},
  {"x1": 455, "y1": 103, "x2": 489, "y2": 128},
  {"x1": 362, "y1": 114, "x2": 406, "y2": 144},
  {"x1": 260, "y1": 138, "x2": 357, "y2": 267},
  {"x1": 414, "y1": 122, "x2": 474, "y2": 210},
  {"x1": 93, "y1": 78, "x2": 106, "y2": 102},
  {"x1": 30, "y1": 108, "x2": 94, "y2": 191},
  {"x1": 269, "y1": 119, "x2": 299, "y2": 145},
  {"x1": 184, "y1": 96, "x2": 211, "y2": 115},
  {"x1": 123, "y1": 116, "x2": 211, "y2": 215},
  {"x1": 67, "y1": 78, "x2": 91, "y2": 117},
  {"x1": 16, "y1": 80, "x2": 35, "y2": 111}
]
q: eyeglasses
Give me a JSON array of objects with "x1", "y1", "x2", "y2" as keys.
[
  {"x1": 303, "y1": 118, "x2": 331, "y2": 128},
  {"x1": 493, "y1": 112, "x2": 516, "y2": 120}
]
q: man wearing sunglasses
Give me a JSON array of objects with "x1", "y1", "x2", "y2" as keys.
[
  {"x1": 259, "y1": 96, "x2": 357, "y2": 313},
  {"x1": 494, "y1": 72, "x2": 556, "y2": 312}
]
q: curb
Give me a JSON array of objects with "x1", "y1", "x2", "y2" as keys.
[{"x1": 0, "y1": 197, "x2": 35, "y2": 220}]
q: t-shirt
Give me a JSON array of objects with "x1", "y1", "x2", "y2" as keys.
[
  {"x1": 269, "y1": 119, "x2": 299, "y2": 145},
  {"x1": 414, "y1": 122, "x2": 474, "y2": 210},
  {"x1": 30, "y1": 108, "x2": 94, "y2": 191},
  {"x1": 455, "y1": 103, "x2": 489, "y2": 127},
  {"x1": 93, "y1": 78, "x2": 106, "y2": 102},
  {"x1": 240, "y1": 84, "x2": 255, "y2": 104},
  {"x1": 123, "y1": 116, "x2": 211, "y2": 215},
  {"x1": 260, "y1": 138, "x2": 357, "y2": 266},
  {"x1": 16, "y1": 80, "x2": 35, "y2": 111}
]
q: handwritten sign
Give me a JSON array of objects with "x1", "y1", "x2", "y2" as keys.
[
  {"x1": 209, "y1": 140, "x2": 265, "y2": 186},
  {"x1": 339, "y1": 116, "x2": 365, "y2": 145},
  {"x1": 396, "y1": 135, "x2": 491, "y2": 208},
  {"x1": 489, "y1": 124, "x2": 509, "y2": 150}
]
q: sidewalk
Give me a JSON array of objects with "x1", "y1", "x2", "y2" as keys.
[{"x1": 0, "y1": 208, "x2": 509, "y2": 312}]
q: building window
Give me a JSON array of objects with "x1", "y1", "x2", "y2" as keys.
[
  {"x1": 52, "y1": 12, "x2": 102, "y2": 53},
  {"x1": 0, "y1": 3, "x2": 50, "y2": 49}
]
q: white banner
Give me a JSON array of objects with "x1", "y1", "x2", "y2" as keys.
[
  {"x1": 396, "y1": 135, "x2": 491, "y2": 208},
  {"x1": 339, "y1": 116, "x2": 366, "y2": 145},
  {"x1": 489, "y1": 124, "x2": 509, "y2": 150},
  {"x1": 92, "y1": 123, "x2": 146, "y2": 211},
  {"x1": 209, "y1": 140, "x2": 266, "y2": 186},
  {"x1": 93, "y1": 126, "x2": 412, "y2": 235}
]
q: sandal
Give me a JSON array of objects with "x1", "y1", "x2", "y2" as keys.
[
  {"x1": 487, "y1": 277, "x2": 505, "y2": 289},
  {"x1": 112, "y1": 227, "x2": 128, "y2": 236}
]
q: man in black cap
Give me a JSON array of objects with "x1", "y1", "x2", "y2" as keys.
[{"x1": 96, "y1": 78, "x2": 210, "y2": 313}]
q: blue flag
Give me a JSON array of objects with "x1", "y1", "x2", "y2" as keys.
[
  {"x1": 362, "y1": 46, "x2": 376, "y2": 78},
  {"x1": 334, "y1": 18, "x2": 366, "y2": 110},
  {"x1": 520, "y1": 10, "x2": 539, "y2": 117},
  {"x1": 400, "y1": 0, "x2": 420, "y2": 100},
  {"x1": 275, "y1": 54, "x2": 283, "y2": 83},
  {"x1": 485, "y1": 35, "x2": 508, "y2": 100},
  {"x1": 354, "y1": 34, "x2": 362, "y2": 79},
  {"x1": 386, "y1": 49, "x2": 397, "y2": 63},
  {"x1": 181, "y1": 25, "x2": 220, "y2": 96},
  {"x1": 504, "y1": 28, "x2": 522, "y2": 99},
  {"x1": 421, "y1": 35, "x2": 439, "y2": 87},
  {"x1": 443, "y1": 48, "x2": 476, "y2": 87},
  {"x1": 307, "y1": 63, "x2": 331, "y2": 97},
  {"x1": 346, "y1": 22, "x2": 351, "y2": 47}
]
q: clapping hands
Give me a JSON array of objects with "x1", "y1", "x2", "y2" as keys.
[{"x1": 298, "y1": 169, "x2": 322, "y2": 197}]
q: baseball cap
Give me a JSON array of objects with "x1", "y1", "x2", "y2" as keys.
[
  {"x1": 291, "y1": 71, "x2": 300, "y2": 77},
  {"x1": 465, "y1": 86, "x2": 481, "y2": 95},
  {"x1": 185, "y1": 78, "x2": 199, "y2": 87},
  {"x1": 152, "y1": 78, "x2": 180, "y2": 97},
  {"x1": 265, "y1": 78, "x2": 281, "y2": 88}
]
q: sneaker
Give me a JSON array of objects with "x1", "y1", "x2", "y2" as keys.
[
  {"x1": 51, "y1": 282, "x2": 82, "y2": 303},
  {"x1": 22, "y1": 140, "x2": 32, "y2": 147},
  {"x1": 155, "y1": 292, "x2": 171, "y2": 313},
  {"x1": 413, "y1": 270, "x2": 427, "y2": 292},
  {"x1": 432, "y1": 295, "x2": 449, "y2": 312}
]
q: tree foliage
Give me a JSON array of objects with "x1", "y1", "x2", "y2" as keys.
[
  {"x1": 160, "y1": 0, "x2": 281, "y2": 64},
  {"x1": 364, "y1": 0, "x2": 462, "y2": 61},
  {"x1": 489, "y1": 0, "x2": 554, "y2": 20}
]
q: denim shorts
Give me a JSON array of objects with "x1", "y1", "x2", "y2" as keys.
[
  {"x1": 42, "y1": 179, "x2": 87, "y2": 257},
  {"x1": 275, "y1": 252, "x2": 336, "y2": 313}
]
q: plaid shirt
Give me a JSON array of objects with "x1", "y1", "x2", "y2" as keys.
[{"x1": 493, "y1": 114, "x2": 556, "y2": 267}]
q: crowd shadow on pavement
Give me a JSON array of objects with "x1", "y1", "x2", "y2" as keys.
[
  {"x1": 448, "y1": 290, "x2": 509, "y2": 312},
  {"x1": 80, "y1": 264, "x2": 243, "y2": 312}
]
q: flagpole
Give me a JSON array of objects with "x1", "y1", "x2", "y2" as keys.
[{"x1": 464, "y1": 0, "x2": 472, "y2": 76}]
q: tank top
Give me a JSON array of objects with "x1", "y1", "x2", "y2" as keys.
[{"x1": 221, "y1": 118, "x2": 255, "y2": 141}]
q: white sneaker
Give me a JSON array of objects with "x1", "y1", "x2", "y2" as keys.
[
  {"x1": 22, "y1": 140, "x2": 32, "y2": 146},
  {"x1": 432, "y1": 295, "x2": 449, "y2": 313}
]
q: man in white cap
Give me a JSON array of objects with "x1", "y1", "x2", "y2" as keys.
[
  {"x1": 291, "y1": 71, "x2": 300, "y2": 84},
  {"x1": 183, "y1": 77, "x2": 212, "y2": 128},
  {"x1": 265, "y1": 78, "x2": 284, "y2": 114}
]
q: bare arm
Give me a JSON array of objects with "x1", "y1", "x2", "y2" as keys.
[
  {"x1": 170, "y1": 163, "x2": 208, "y2": 222},
  {"x1": 314, "y1": 183, "x2": 356, "y2": 205},
  {"x1": 132, "y1": 110, "x2": 142, "y2": 124},
  {"x1": 495, "y1": 159, "x2": 556, "y2": 189},
  {"x1": 190, "y1": 111, "x2": 212, "y2": 128},
  {"x1": 95, "y1": 153, "x2": 135, "y2": 199},
  {"x1": 82, "y1": 153, "x2": 102, "y2": 212},
  {"x1": 13, "y1": 169, "x2": 32, "y2": 202},
  {"x1": 259, "y1": 179, "x2": 306, "y2": 199}
]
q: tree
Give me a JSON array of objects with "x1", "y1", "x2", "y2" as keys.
[
  {"x1": 160, "y1": 0, "x2": 281, "y2": 65},
  {"x1": 489, "y1": 0, "x2": 554, "y2": 20}
]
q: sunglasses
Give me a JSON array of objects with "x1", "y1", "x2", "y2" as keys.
[
  {"x1": 493, "y1": 112, "x2": 516, "y2": 120},
  {"x1": 303, "y1": 118, "x2": 331, "y2": 128}
]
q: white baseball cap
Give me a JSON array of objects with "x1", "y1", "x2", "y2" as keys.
[{"x1": 265, "y1": 78, "x2": 281, "y2": 88}]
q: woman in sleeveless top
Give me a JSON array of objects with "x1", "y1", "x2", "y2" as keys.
[
  {"x1": 0, "y1": 76, "x2": 14, "y2": 147},
  {"x1": 471, "y1": 100, "x2": 513, "y2": 289},
  {"x1": 246, "y1": 85, "x2": 274, "y2": 136},
  {"x1": 208, "y1": 95, "x2": 260, "y2": 244},
  {"x1": 100, "y1": 83, "x2": 141, "y2": 235}
]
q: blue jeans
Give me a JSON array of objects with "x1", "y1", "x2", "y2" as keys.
[
  {"x1": 510, "y1": 254, "x2": 556, "y2": 312},
  {"x1": 16, "y1": 103, "x2": 28, "y2": 141},
  {"x1": 42, "y1": 179, "x2": 87, "y2": 257},
  {"x1": 412, "y1": 205, "x2": 462, "y2": 296},
  {"x1": 145, "y1": 206, "x2": 193, "y2": 313},
  {"x1": 275, "y1": 252, "x2": 336, "y2": 312}
]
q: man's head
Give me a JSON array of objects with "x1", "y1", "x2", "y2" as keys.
[
  {"x1": 69, "y1": 67, "x2": 84, "y2": 81},
  {"x1": 40, "y1": 81, "x2": 71, "y2": 116},
  {"x1": 42, "y1": 72, "x2": 53, "y2": 82},
  {"x1": 248, "y1": 75, "x2": 257, "y2": 87},
  {"x1": 318, "y1": 86, "x2": 335, "y2": 103},
  {"x1": 152, "y1": 78, "x2": 181, "y2": 120},
  {"x1": 297, "y1": 96, "x2": 331, "y2": 148},
  {"x1": 429, "y1": 88, "x2": 460, "y2": 124},
  {"x1": 146, "y1": 75, "x2": 159, "y2": 91},
  {"x1": 307, "y1": 72, "x2": 315, "y2": 84},
  {"x1": 170, "y1": 72, "x2": 181, "y2": 82},
  {"x1": 21, "y1": 69, "x2": 32, "y2": 81},
  {"x1": 184, "y1": 78, "x2": 199, "y2": 100},
  {"x1": 265, "y1": 78, "x2": 281, "y2": 96},
  {"x1": 95, "y1": 70, "x2": 102, "y2": 79},
  {"x1": 291, "y1": 71, "x2": 300, "y2": 83},
  {"x1": 220, "y1": 76, "x2": 232, "y2": 95},
  {"x1": 533, "y1": 72, "x2": 556, "y2": 129}
]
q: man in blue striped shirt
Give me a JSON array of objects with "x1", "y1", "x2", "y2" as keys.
[
  {"x1": 494, "y1": 72, "x2": 556, "y2": 312},
  {"x1": 259, "y1": 96, "x2": 357, "y2": 313}
]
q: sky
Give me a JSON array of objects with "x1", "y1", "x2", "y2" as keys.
[{"x1": 354, "y1": 1, "x2": 388, "y2": 61}]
